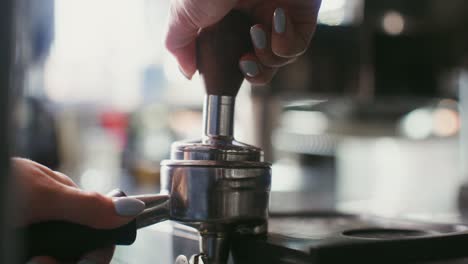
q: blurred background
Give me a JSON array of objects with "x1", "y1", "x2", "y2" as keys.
[{"x1": 11, "y1": 0, "x2": 468, "y2": 228}]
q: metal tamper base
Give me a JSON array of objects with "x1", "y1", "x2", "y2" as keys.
[{"x1": 161, "y1": 95, "x2": 271, "y2": 264}]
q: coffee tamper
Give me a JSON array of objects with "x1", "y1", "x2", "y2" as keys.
[{"x1": 161, "y1": 11, "x2": 272, "y2": 264}]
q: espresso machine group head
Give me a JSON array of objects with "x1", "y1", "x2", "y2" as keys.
[{"x1": 160, "y1": 11, "x2": 272, "y2": 264}]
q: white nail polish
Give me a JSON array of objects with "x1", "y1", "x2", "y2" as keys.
[
  {"x1": 274, "y1": 8, "x2": 286, "y2": 34},
  {"x1": 106, "y1": 188, "x2": 125, "y2": 197},
  {"x1": 240, "y1": 61, "x2": 259, "y2": 77},
  {"x1": 251, "y1": 26, "x2": 266, "y2": 50},
  {"x1": 176, "y1": 255, "x2": 189, "y2": 264},
  {"x1": 113, "y1": 197, "x2": 145, "y2": 217}
]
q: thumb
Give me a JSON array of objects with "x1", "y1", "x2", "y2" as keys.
[
  {"x1": 51, "y1": 188, "x2": 145, "y2": 229},
  {"x1": 165, "y1": 0, "x2": 238, "y2": 79}
]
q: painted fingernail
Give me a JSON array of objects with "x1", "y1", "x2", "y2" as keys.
[
  {"x1": 176, "y1": 255, "x2": 189, "y2": 264},
  {"x1": 274, "y1": 8, "x2": 286, "y2": 34},
  {"x1": 113, "y1": 197, "x2": 145, "y2": 217},
  {"x1": 240, "y1": 61, "x2": 260, "y2": 77},
  {"x1": 106, "y1": 188, "x2": 125, "y2": 197},
  {"x1": 179, "y1": 65, "x2": 192, "y2": 80},
  {"x1": 251, "y1": 26, "x2": 266, "y2": 50},
  {"x1": 77, "y1": 259, "x2": 97, "y2": 264}
]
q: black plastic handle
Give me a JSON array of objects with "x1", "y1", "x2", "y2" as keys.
[{"x1": 19, "y1": 219, "x2": 137, "y2": 261}]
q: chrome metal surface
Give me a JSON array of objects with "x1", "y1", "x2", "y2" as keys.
[
  {"x1": 161, "y1": 164, "x2": 270, "y2": 223},
  {"x1": 161, "y1": 159, "x2": 269, "y2": 168},
  {"x1": 170, "y1": 140, "x2": 262, "y2": 161},
  {"x1": 161, "y1": 142, "x2": 271, "y2": 264},
  {"x1": 136, "y1": 200, "x2": 170, "y2": 229},
  {"x1": 203, "y1": 95, "x2": 235, "y2": 140},
  {"x1": 161, "y1": 93, "x2": 272, "y2": 264},
  {"x1": 133, "y1": 194, "x2": 170, "y2": 208},
  {"x1": 200, "y1": 233, "x2": 229, "y2": 264}
]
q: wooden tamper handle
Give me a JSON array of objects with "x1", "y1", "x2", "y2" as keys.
[{"x1": 197, "y1": 10, "x2": 253, "y2": 97}]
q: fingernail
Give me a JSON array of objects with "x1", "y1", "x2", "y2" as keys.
[
  {"x1": 274, "y1": 8, "x2": 286, "y2": 34},
  {"x1": 77, "y1": 259, "x2": 97, "y2": 264},
  {"x1": 113, "y1": 197, "x2": 145, "y2": 217},
  {"x1": 176, "y1": 255, "x2": 189, "y2": 264},
  {"x1": 240, "y1": 61, "x2": 260, "y2": 78},
  {"x1": 106, "y1": 188, "x2": 125, "y2": 197},
  {"x1": 179, "y1": 65, "x2": 192, "y2": 80},
  {"x1": 251, "y1": 26, "x2": 266, "y2": 50}
]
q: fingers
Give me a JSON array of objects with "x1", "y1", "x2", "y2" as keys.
[
  {"x1": 55, "y1": 189, "x2": 145, "y2": 229},
  {"x1": 238, "y1": 1, "x2": 321, "y2": 83},
  {"x1": 164, "y1": 0, "x2": 197, "y2": 79},
  {"x1": 52, "y1": 171, "x2": 78, "y2": 188},
  {"x1": 165, "y1": 0, "x2": 320, "y2": 84},
  {"x1": 250, "y1": 24, "x2": 296, "y2": 67},
  {"x1": 13, "y1": 158, "x2": 77, "y2": 187},
  {"x1": 271, "y1": 7, "x2": 315, "y2": 58},
  {"x1": 239, "y1": 54, "x2": 278, "y2": 85},
  {"x1": 241, "y1": 6, "x2": 316, "y2": 84},
  {"x1": 27, "y1": 256, "x2": 59, "y2": 264},
  {"x1": 78, "y1": 246, "x2": 115, "y2": 264},
  {"x1": 165, "y1": 0, "x2": 238, "y2": 79},
  {"x1": 13, "y1": 157, "x2": 144, "y2": 229},
  {"x1": 166, "y1": 38, "x2": 197, "y2": 80}
]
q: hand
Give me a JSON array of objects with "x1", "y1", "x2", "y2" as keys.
[
  {"x1": 165, "y1": 0, "x2": 321, "y2": 85},
  {"x1": 13, "y1": 158, "x2": 145, "y2": 264}
]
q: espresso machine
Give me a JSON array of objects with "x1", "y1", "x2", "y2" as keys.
[
  {"x1": 136, "y1": 8, "x2": 468, "y2": 264},
  {"x1": 120, "y1": 9, "x2": 468, "y2": 264}
]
